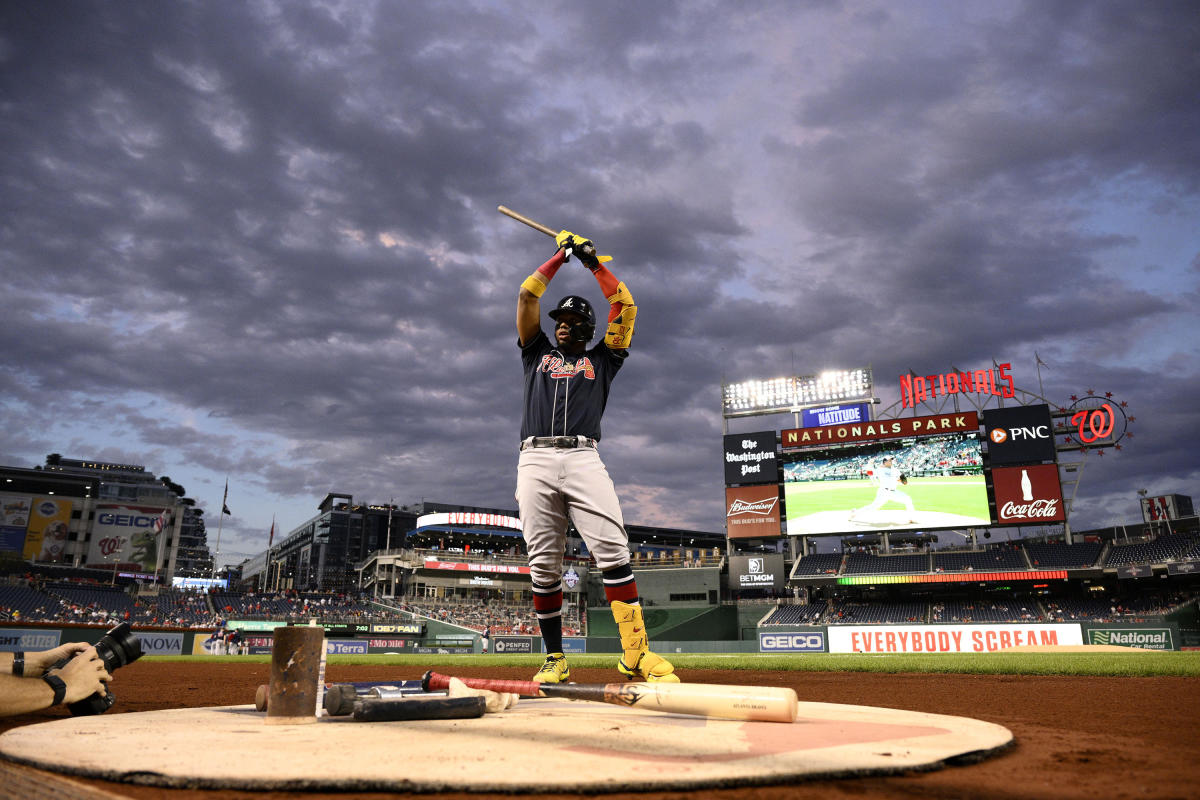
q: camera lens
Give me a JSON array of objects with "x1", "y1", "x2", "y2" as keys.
[
  {"x1": 93, "y1": 622, "x2": 143, "y2": 674},
  {"x1": 66, "y1": 623, "x2": 143, "y2": 716}
]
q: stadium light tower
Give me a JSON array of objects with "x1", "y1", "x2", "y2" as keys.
[{"x1": 721, "y1": 367, "x2": 876, "y2": 431}]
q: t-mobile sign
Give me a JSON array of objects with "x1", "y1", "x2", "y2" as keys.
[{"x1": 991, "y1": 464, "x2": 1065, "y2": 524}]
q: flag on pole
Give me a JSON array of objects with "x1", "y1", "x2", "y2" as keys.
[
  {"x1": 222, "y1": 479, "x2": 232, "y2": 515},
  {"x1": 1035, "y1": 351, "x2": 1048, "y2": 367},
  {"x1": 268, "y1": 515, "x2": 275, "y2": 548},
  {"x1": 152, "y1": 508, "x2": 171, "y2": 534}
]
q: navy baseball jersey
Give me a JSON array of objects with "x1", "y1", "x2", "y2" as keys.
[{"x1": 519, "y1": 330, "x2": 626, "y2": 441}]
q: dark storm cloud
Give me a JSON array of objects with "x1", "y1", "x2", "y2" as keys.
[{"x1": 1, "y1": 1, "x2": 1197, "y2": 560}]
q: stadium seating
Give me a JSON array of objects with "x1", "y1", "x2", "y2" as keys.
[
  {"x1": 761, "y1": 604, "x2": 826, "y2": 625},
  {"x1": 826, "y1": 599, "x2": 926, "y2": 624},
  {"x1": 1023, "y1": 541, "x2": 1103, "y2": 569},
  {"x1": 791, "y1": 553, "x2": 843, "y2": 576},
  {"x1": 929, "y1": 599, "x2": 1040, "y2": 623},
  {"x1": 1104, "y1": 534, "x2": 1195, "y2": 566},
  {"x1": 843, "y1": 552, "x2": 930, "y2": 575},
  {"x1": 932, "y1": 548, "x2": 1028, "y2": 573}
]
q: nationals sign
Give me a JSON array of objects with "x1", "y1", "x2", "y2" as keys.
[
  {"x1": 782, "y1": 412, "x2": 978, "y2": 449},
  {"x1": 990, "y1": 464, "x2": 1066, "y2": 524}
]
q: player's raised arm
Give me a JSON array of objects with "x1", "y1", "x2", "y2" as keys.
[
  {"x1": 558, "y1": 230, "x2": 636, "y2": 351},
  {"x1": 517, "y1": 248, "x2": 568, "y2": 346}
]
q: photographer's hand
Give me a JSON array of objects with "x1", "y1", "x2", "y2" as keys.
[
  {"x1": 49, "y1": 647, "x2": 111, "y2": 704},
  {"x1": 23, "y1": 642, "x2": 90, "y2": 675}
]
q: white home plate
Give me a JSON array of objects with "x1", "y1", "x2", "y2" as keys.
[{"x1": 0, "y1": 699, "x2": 1012, "y2": 792}]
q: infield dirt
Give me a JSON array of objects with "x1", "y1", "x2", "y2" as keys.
[{"x1": 1, "y1": 660, "x2": 1196, "y2": 800}]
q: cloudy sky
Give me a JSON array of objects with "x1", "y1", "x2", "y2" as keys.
[{"x1": 2, "y1": 1, "x2": 1197, "y2": 567}]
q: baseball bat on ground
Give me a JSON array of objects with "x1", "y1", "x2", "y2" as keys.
[
  {"x1": 353, "y1": 695, "x2": 486, "y2": 722},
  {"x1": 422, "y1": 671, "x2": 798, "y2": 723}
]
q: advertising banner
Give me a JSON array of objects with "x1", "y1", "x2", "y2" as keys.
[
  {"x1": 0, "y1": 494, "x2": 32, "y2": 553},
  {"x1": 758, "y1": 630, "x2": 826, "y2": 652},
  {"x1": 723, "y1": 431, "x2": 778, "y2": 485},
  {"x1": 0, "y1": 628, "x2": 63, "y2": 652},
  {"x1": 493, "y1": 635, "x2": 535, "y2": 654},
  {"x1": 991, "y1": 464, "x2": 1066, "y2": 524},
  {"x1": 24, "y1": 497, "x2": 72, "y2": 562},
  {"x1": 827, "y1": 623, "x2": 1082, "y2": 653},
  {"x1": 422, "y1": 559, "x2": 531, "y2": 575},
  {"x1": 801, "y1": 403, "x2": 871, "y2": 428},
  {"x1": 87, "y1": 504, "x2": 165, "y2": 573},
  {"x1": 725, "y1": 485, "x2": 782, "y2": 539},
  {"x1": 326, "y1": 639, "x2": 369, "y2": 655},
  {"x1": 1140, "y1": 494, "x2": 1188, "y2": 522},
  {"x1": 137, "y1": 632, "x2": 185, "y2": 656},
  {"x1": 782, "y1": 412, "x2": 979, "y2": 450},
  {"x1": 728, "y1": 554, "x2": 786, "y2": 592},
  {"x1": 1086, "y1": 627, "x2": 1176, "y2": 650},
  {"x1": 982, "y1": 404, "x2": 1056, "y2": 465}
]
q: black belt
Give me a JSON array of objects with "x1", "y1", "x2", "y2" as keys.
[{"x1": 521, "y1": 435, "x2": 598, "y2": 451}]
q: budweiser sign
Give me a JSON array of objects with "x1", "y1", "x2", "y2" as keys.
[
  {"x1": 991, "y1": 464, "x2": 1066, "y2": 524},
  {"x1": 725, "y1": 486, "x2": 782, "y2": 539},
  {"x1": 728, "y1": 497, "x2": 778, "y2": 516}
]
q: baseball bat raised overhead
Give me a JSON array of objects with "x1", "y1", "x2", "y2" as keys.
[
  {"x1": 422, "y1": 671, "x2": 798, "y2": 723},
  {"x1": 497, "y1": 205, "x2": 557, "y2": 238},
  {"x1": 497, "y1": 205, "x2": 598, "y2": 260}
]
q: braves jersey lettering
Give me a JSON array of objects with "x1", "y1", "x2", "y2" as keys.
[
  {"x1": 520, "y1": 330, "x2": 624, "y2": 441},
  {"x1": 540, "y1": 354, "x2": 596, "y2": 380}
]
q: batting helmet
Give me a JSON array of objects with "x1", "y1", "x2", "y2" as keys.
[{"x1": 548, "y1": 295, "x2": 596, "y2": 343}]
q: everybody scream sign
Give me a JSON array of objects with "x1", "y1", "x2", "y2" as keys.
[{"x1": 828, "y1": 624, "x2": 1082, "y2": 654}]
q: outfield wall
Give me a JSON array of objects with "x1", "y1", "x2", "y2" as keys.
[{"x1": 757, "y1": 621, "x2": 1182, "y2": 653}]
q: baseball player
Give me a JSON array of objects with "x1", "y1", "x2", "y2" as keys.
[
  {"x1": 849, "y1": 456, "x2": 918, "y2": 523},
  {"x1": 515, "y1": 228, "x2": 677, "y2": 684}
]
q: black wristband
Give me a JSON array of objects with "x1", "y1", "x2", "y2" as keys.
[
  {"x1": 12, "y1": 652, "x2": 24, "y2": 677},
  {"x1": 42, "y1": 674, "x2": 67, "y2": 706}
]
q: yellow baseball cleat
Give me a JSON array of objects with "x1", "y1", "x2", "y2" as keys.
[{"x1": 533, "y1": 652, "x2": 570, "y2": 683}]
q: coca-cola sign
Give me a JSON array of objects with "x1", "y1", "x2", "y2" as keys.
[{"x1": 991, "y1": 465, "x2": 1066, "y2": 524}]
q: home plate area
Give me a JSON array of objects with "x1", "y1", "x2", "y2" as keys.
[{"x1": 0, "y1": 696, "x2": 1013, "y2": 792}]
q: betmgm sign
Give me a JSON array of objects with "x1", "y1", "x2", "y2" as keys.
[{"x1": 727, "y1": 554, "x2": 785, "y2": 593}]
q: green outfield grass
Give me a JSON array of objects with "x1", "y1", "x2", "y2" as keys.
[
  {"x1": 145, "y1": 651, "x2": 1200, "y2": 678},
  {"x1": 784, "y1": 476, "x2": 989, "y2": 520}
]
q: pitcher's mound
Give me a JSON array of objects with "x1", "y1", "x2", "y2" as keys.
[{"x1": 0, "y1": 698, "x2": 1012, "y2": 792}]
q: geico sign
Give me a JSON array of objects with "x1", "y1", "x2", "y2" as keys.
[{"x1": 759, "y1": 633, "x2": 825, "y2": 652}]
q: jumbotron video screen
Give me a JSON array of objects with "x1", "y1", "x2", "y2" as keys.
[{"x1": 782, "y1": 432, "x2": 991, "y2": 535}]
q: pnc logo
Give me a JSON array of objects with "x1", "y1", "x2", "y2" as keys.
[{"x1": 990, "y1": 425, "x2": 1049, "y2": 444}]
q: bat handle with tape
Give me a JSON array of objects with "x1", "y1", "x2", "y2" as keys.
[{"x1": 423, "y1": 670, "x2": 543, "y2": 697}]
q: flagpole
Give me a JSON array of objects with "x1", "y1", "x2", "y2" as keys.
[{"x1": 212, "y1": 478, "x2": 228, "y2": 585}]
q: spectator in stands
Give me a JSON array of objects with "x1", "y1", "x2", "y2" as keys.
[{"x1": 0, "y1": 642, "x2": 111, "y2": 717}]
